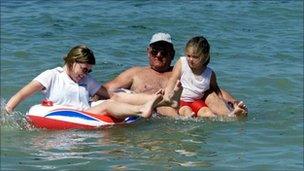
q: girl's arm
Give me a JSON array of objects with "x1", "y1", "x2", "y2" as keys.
[
  {"x1": 163, "y1": 59, "x2": 182, "y2": 100},
  {"x1": 209, "y1": 71, "x2": 240, "y2": 103},
  {"x1": 209, "y1": 71, "x2": 224, "y2": 98},
  {"x1": 220, "y1": 89, "x2": 237, "y2": 102},
  {"x1": 5, "y1": 81, "x2": 44, "y2": 113}
]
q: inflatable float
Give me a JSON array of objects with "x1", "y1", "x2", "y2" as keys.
[{"x1": 26, "y1": 100, "x2": 140, "y2": 130}]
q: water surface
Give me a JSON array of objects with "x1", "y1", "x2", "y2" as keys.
[{"x1": 1, "y1": 1, "x2": 303, "y2": 170}]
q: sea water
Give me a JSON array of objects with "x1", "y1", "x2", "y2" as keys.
[{"x1": 1, "y1": 1, "x2": 303, "y2": 170}]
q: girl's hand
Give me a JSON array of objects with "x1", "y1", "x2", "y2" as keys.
[{"x1": 4, "y1": 106, "x2": 13, "y2": 114}]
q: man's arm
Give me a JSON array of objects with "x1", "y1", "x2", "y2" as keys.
[
  {"x1": 103, "y1": 67, "x2": 141, "y2": 97},
  {"x1": 208, "y1": 71, "x2": 224, "y2": 99},
  {"x1": 220, "y1": 89, "x2": 237, "y2": 102},
  {"x1": 92, "y1": 67, "x2": 140, "y2": 100},
  {"x1": 208, "y1": 72, "x2": 239, "y2": 103},
  {"x1": 206, "y1": 71, "x2": 248, "y2": 116}
]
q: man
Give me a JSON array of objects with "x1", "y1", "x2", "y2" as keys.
[{"x1": 98, "y1": 33, "x2": 247, "y2": 117}]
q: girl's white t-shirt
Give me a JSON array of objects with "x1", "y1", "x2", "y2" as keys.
[
  {"x1": 180, "y1": 57, "x2": 213, "y2": 102},
  {"x1": 33, "y1": 67, "x2": 101, "y2": 110}
]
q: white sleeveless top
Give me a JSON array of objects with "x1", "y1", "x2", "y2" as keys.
[
  {"x1": 180, "y1": 57, "x2": 213, "y2": 102},
  {"x1": 33, "y1": 67, "x2": 101, "y2": 110}
]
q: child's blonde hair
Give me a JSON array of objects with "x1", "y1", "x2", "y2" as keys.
[{"x1": 185, "y1": 36, "x2": 210, "y2": 66}]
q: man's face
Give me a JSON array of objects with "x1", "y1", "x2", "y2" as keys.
[{"x1": 147, "y1": 41, "x2": 174, "y2": 72}]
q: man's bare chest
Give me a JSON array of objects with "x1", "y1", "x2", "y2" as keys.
[{"x1": 131, "y1": 72, "x2": 171, "y2": 94}]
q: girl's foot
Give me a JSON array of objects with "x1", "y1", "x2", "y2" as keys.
[{"x1": 140, "y1": 94, "x2": 163, "y2": 118}]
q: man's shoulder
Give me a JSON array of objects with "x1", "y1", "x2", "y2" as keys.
[
  {"x1": 121, "y1": 66, "x2": 173, "y2": 78},
  {"x1": 116, "y1": 66, "x2": 148, "y2": 78}
]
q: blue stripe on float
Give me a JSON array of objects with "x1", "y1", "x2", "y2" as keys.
[
  {"x1": 124, "y1": 116, "x2": 139, "y2": 123},
  {"x1": 46, "y1": 110, "x2": 98, "y2": 121}
]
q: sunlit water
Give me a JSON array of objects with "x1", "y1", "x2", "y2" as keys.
[{"x1": 1, "y1": 1, "x2": 303, "y2": 170}]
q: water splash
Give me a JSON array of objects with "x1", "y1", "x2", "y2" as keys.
[
  {"x1": 0, "y1": 97, "x2": 33, "y2": 130},
  {"x1": 169, "y1": 114, "x2": 240, "y2": 123}
]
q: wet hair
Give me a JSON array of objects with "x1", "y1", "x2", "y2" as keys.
[
  {"x1": 185, "y1": 36, "x2": 210, "y2": 66},
  {"x1": 63, "y1": 45, "x2": 95, "y2": 68}
]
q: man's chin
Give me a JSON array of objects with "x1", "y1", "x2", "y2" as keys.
[{"x1": 151, "y1": 66, "x2": 169, "y2": 73}]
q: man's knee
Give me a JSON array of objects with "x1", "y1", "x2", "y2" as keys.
[
  {"x1": 197, "y1": 107, "x2": 215, "y2": 117},
  {"x1": 204, "y1": 91, "x2": 217, "y2": 105},
  {"x1": 179, "y1": 106, "x2": 194, "y2": 117}
]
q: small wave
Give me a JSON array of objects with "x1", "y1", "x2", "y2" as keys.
[
  {"x1": 0, "y1": 97, "x2": 33, "y2": 130},
  {"x1": 175, "y1": 149, "x2": 197, "y2": 157},
  {"x1": 161, "y1": 113, "x2": 240, "y2": 123}
]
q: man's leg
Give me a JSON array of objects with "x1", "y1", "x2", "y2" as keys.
[
  {"x1": 197, "y1": 107, "x2": 216, "y2": 117},
  {"x1": 179, "y1": 106, "x2": 195, "y2": 117},
  {"x1": 204, "y1": 90, "x2": 248, "y2": 116},
  {"x1": 219, "y1": 89, "x2": 248, "y2": 115},
  {"x1": 204, "y1": 90, "x2": 232, "y2": 116},
  {"x1": 156, "y1": 106, "x2": 179, "y2": 117}
]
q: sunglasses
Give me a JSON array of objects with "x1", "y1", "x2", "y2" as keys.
[
  {"x1": 150, "y1": 48, "x2": 170, "y2": 56},
  {"x1": 77, "y1": 63, "x2": 92, "y2": 74}
]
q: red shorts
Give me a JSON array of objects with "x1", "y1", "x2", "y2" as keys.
[{"x1": 179, "y1": 99, "x2": 208, "y2": 116}]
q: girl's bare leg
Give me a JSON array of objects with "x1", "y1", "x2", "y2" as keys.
[
  {"x1": 160, "y1": 80, "x2": 183, "y2": 108},
  {"x1": 86, "y1": 94, "x2": 163, "y2": 119},
  {"x1": 111, "y1": 92, "x2": 154, "y2": 105},
  {"x1": 140, "y1": 94, "x2": 163, "y2": 118}
]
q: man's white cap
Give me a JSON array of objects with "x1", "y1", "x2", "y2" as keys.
[{"x1": 149, "y1": 32, "x2": 172, "y2": 45}]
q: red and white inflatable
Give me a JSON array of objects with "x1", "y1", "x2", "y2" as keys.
[{"x1": 26, "y1": 100, "x2": 139, "y2": 130}]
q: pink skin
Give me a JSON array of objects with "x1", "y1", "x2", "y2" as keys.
[{"x1": 67, "y1": 63, "x2": 93, "y2": 82}]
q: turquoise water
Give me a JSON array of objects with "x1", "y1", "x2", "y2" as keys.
[{"x1": 1, "y1": 1, "x2": 303, "y2": 170}]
